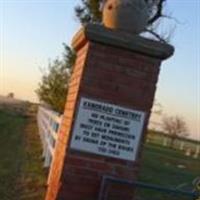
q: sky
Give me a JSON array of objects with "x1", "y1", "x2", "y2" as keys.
[{"x1": 0, "y1": 0, "x2": 199, "y2": 141}]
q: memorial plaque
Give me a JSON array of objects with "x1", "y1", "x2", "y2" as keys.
[{"x1": 70, "y1": 97, "x2": 146, "y2": 161}]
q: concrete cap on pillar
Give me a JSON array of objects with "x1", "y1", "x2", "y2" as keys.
[{"x1": 72, "y1": 24, "x2": 174, "y2": 60}]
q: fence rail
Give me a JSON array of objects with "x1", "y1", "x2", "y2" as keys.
[
  {"x1": 146, "y1": 132, "x2": 200, "y2": 158},
  {"x1": 37, "y1": 106, "x2": 62, "y2": 167}
]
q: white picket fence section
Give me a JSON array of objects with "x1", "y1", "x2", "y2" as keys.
[{"x1": 37, "y1": 106, "x2": 62, "y2": 167}]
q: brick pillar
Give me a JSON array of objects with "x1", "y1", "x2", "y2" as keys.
[{"x1": 45, "y1": 24, "x2": 174, "y2": 200}]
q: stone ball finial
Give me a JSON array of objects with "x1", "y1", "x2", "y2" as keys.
[{"x1": 102, "y1": 0, "x2": 150, "y2": 34}]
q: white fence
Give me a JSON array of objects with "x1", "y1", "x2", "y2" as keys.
[{"x1": 37, "y1": 106, "x2": 62, "y2": 167}]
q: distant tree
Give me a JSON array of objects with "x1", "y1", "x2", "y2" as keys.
[
  {"x1": 36, "y1": 45, "x2": 76, "y2": 113},
  {"x1": 162, "y1": 116, "x2": 189, "y2": 148},
  {"x1": 7, "y1": 92, "x2": 14, "y2": 99}
]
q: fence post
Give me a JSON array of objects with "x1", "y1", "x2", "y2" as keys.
[
  {"x1": 194, "y1": 145, "x2": 200, "y2": 159},
  {"x1": 44, "y1": 149, "x2": 52, "y2": 168},
  {"x1": 180, "y1": 141, "x2": 185, "y2": 151},
  {"x1": 163, "y1": 137, "x2": 168, "y2": 147}
]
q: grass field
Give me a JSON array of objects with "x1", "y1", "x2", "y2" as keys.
[
  {"x1": 0, "y1": 107, "x2": 47, "y2": 200},
  {"x1": 0, "y1": 106, "x2": 199, "y2": 200},
  {"x1": 136, "y1": 143, "x2": 200, "y2": 199}
]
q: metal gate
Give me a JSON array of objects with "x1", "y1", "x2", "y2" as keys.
[{"x1": 98, "y1": 176, "x2": 199, "y2": 200}]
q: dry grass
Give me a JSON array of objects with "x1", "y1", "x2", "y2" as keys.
[{"x1": 0, "y1": 104, "x2": 47, "y2": 200}]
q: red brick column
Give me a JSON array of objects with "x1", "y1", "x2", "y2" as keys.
[{"x1": 45, "y1": 24, "x2": 174, "y2": 200}]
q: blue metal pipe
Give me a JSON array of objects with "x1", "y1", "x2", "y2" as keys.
[{"x1": 103, "y1": 176, "x2": 198, "y2": 199}]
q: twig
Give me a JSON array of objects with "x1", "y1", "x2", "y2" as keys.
[
  {"x1": 148, "y1": 0, "x2": 166, "y2": 25},
  {"x1": 145, "y1": 29, "x2": 167, "y2": 43}
]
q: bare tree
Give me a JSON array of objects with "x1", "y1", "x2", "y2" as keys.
[{"x1": 162, "y1": 116, "x2": 189, "y2": 148}]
